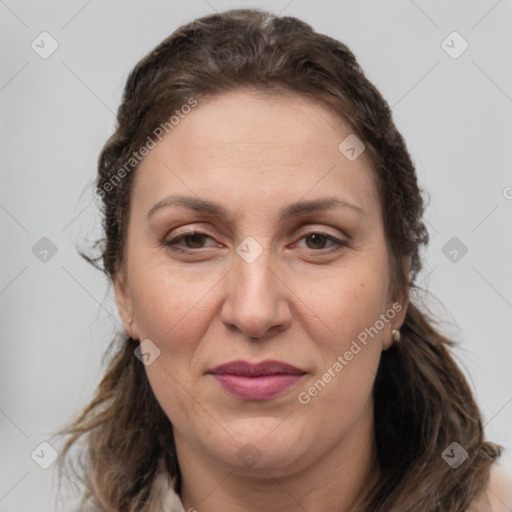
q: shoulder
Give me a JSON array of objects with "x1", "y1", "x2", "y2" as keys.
[{"x1": 469, "y1": 448, "x2": 512, "y2": 512}]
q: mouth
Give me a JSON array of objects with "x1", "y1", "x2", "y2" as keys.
[{"x1": 207, "y1": 359, "x2": 306, "y2": 400}]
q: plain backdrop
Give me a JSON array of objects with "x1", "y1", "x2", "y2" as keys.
[{"x1": 1, "y1": 0, "x2": 511, "y2": 510}]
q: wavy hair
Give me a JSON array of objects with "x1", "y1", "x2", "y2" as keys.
[{"x1": 56, "y1": 8, "x2": 501, "y2": 511}]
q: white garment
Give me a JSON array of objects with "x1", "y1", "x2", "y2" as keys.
[{"x1": 150, "y1": 470, "x2": 185, "y2": 512}]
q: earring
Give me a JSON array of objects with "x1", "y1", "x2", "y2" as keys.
[
  {"x1": 392, "y1": 329, "x2": 401, "y2": 343},
  {"x1": 128, "y1": 318, "x2": 133, "y2": 339}
]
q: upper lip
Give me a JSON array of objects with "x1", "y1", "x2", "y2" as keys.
[{"x1": 208, "y1": 359, "x2": 306, "y2": 377}]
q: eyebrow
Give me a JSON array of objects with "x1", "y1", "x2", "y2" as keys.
[{"x1": 147, "y1": 194, "x2": 365, "y2": 220}]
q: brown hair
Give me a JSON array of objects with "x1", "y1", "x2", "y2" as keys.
[{"x1": 56, "y1": 8, "x2": 501, "y2": 511}]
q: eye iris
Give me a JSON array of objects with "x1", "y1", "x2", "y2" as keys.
[
  {"x1": 185, "y1": 233, "x2": 207, "y2": 248},
  {"x1": 306, "y1": 233, "x2": 327, "y2": 249}
]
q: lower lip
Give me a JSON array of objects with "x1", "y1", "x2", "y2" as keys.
[{"x1": 210, "y1": 374, "x2": 304, "y2": 400}]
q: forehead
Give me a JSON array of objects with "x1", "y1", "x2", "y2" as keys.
[{"x1": 133, "y1": 90, "x2": 381, "y2": 222}]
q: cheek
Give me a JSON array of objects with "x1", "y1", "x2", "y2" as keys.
[
  {"x1": 299, "y1": 269, "x2": 387, "y2": 406},
  {"x1": 307, "y1": 270, "x2": 388, "y2": 346},
  {"x1": 296, "y1": 277, "x2": 384, "y2": 428},
  {"x1": 144, "y1": 363, "x2": 217, "y2": 448},
  {"x1": 130, "y1": 258, "x2": 216, "y2": 346},
  {"x1": 133, "y1": 268, "x2": 216, "y2": 430}
]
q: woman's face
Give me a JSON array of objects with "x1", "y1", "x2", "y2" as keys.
[{"x1": 115, "y1": 90, "x2": 408, "y2": 477}]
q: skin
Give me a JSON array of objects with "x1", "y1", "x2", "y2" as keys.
[{"x1": 114, "y1": 89, "x2": 411, "y2": 512}]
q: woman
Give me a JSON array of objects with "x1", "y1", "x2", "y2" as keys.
[{"x1": 57, "y1": 8, "x2": 511, "y2": 512}]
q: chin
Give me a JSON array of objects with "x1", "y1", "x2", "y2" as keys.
[{"x1": 213, "y1": 421, "x2": 308, "y2": 472}]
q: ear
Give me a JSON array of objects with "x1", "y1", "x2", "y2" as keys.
[
  {"x1": 382, "y1": 255, "x2": 412, "y2": 350},
  {"x1": 114, "y1": 270, "x2": 137, "y2": 339}
]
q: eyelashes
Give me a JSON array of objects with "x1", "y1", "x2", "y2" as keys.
[
  {"x1": 165, "y1": 229, "x2": 218, "y2": 252},
  {"x1": 165, "y1": 229, "x2": 348, "y2": 255}
]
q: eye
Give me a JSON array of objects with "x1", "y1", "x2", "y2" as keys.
[
  {"x1": 295, "y1": 232, "x2": 348, "y2": 253},
  {"x1": 165, "y1": 229, "x2": 348, "y2": 254},
  {"x1": 165, "y1": 229, "x2": 217, "y2": 252}
]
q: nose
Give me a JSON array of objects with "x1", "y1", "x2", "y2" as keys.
[{"x1": 220, "y1": 244, "x2": 292, "y2": 341}]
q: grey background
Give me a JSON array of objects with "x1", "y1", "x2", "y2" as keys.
[{"x1": 1, "y1": 0, "x2": 511, "y2": 510}]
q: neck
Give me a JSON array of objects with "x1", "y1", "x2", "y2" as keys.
[{"x1": 175, "y1": 399, "x2": 378, "y2": 512}]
